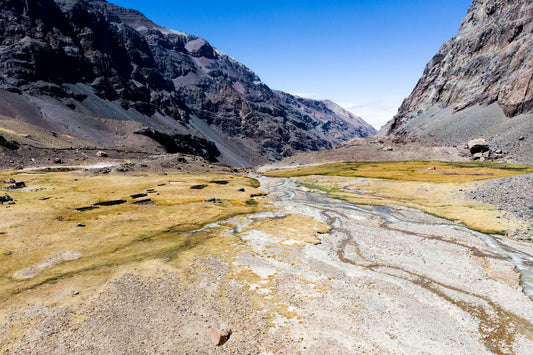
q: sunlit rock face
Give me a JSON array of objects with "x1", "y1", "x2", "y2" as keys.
[{"x1": 380, "y1": 0, "x2": 533, "y2": 163}]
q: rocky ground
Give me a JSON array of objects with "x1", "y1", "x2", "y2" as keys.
[
  {"x1": 0, "y1": 145, "x2": 238, "y2": 175},
  {"x1": 459, "y1": 174, "x2": 533, "y2": 237}
]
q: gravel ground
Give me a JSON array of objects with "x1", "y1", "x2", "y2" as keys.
[{"x1": 460, "y1": 174, "x2": 533, "y2": 235}]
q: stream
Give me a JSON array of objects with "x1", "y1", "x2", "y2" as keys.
[{"x1": 265, "y1": 177, "x2": 533, "y2": 300}]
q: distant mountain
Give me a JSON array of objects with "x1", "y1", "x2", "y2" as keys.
[
  {"x1": 380, "y1": 0, "x2": 533, "y2": 163},
  {"x1": 0, "y1": 0, "x2": 375, "y2": 166}
]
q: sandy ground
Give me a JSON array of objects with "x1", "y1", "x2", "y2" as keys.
[{"x1": 1, "y1": 173, "x2": 532, "y2": 353}]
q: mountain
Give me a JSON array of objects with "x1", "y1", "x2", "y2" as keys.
[
  {"x1": 0, "y1": 0, "x2": 375, "y2": 166},
  {"x1": 380, "y1": 0, "x2": 533, "y2": 163}
]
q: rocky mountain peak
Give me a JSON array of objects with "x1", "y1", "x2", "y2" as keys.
[{"x1": 380, "y1": 0, "x2": 532, "y2": 164}]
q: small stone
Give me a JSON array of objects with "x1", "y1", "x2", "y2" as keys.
[
  {"x1": 73, "y1": 290, "x2": 79, "y2": 295},
  {"x1": 96, "y1": 151, "x2": 108, "y2": 157},
  {"x1": 77, "y1": 223, "x2": 86, "y2": 227},
  {"x1": 54, "y1": 157, "x2": 62, "y2": 164},
  {"x1": 209, "y1": 327, "x2": 232, "y2": 346},
  {"x1": 3, "y1": 251, "x2": 12, "y2": 255},
  {"x1": 237, "y1": 188, "x2": 245, "y2": 192}
]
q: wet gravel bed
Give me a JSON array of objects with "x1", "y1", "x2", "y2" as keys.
[{"x1": 460, "y1": 174, "x2": 533, "y2": 235}]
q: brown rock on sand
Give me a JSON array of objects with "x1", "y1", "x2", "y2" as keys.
[{"x1": 208, "y1": 327, "x2": 232, "y2": 346}]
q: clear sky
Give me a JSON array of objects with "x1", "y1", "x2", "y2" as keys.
[{"x1": 110, "y1": 0, "x2": 472, "y2": 130}]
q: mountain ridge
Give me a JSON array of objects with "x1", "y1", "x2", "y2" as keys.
[{"x1": 0, "y1": 0, "x2": 376, "y2": 166}]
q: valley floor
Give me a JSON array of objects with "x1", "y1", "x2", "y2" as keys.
[{"x1": 0, "y1": 161, "x2": 532, "y2": 353}]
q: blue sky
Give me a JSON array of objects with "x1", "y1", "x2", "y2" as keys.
[{"x1": 110, "y1": 0, "x2": 472, "y2": 130}]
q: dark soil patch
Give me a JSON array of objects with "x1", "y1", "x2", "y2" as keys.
[
  {"x1": 190, "y1": 184, "x2": 208, "y2": 190},
  {"x1": 132, "y1": 199, "x2": 155, "y2": 205},
  {"x1": 210, "y1": 180, "x2": 229, "y2": 185},
  {"x1": 94, "y1": 200, "x2": 127, "y2": 207},
  {"x1": 76, "y1": 206, "x2": 100, "y2": 212},
  {"x1": 130, "y1": 193, "x2": 148, "y2": 199}
]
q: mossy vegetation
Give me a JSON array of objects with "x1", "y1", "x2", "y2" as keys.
[{"x1": 267, "y1": 161, "x2": 533, "y2": 235}]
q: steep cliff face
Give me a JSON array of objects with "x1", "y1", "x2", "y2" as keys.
[
  {"x1": 0, "y1": 0, "x2": 375, "y2": 166},
  {"x1": 380, "y1": 0, "x2": 533, "y2": 163}
]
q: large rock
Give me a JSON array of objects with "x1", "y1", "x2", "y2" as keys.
[
  {"x1": 380, "y1": 0, "x2": 533, "y2": 164},
  {"x1": 467, "y1": 139, "x2": 490, "y2": 154}
]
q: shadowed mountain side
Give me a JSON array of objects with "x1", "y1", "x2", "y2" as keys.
[{"x1": 0, "y1": 0, "x2": 375, "y2": 166}]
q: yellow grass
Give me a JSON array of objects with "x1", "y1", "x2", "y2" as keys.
[
  {"x1": 265, "y1": 161, "x2": 533, "y2": 183},
  {"x1": 0, "y1": 170, "x2": 268, "y2": 302},
  {"x1": 0, "y1": 127, "x2": 29, "y2": 137}
]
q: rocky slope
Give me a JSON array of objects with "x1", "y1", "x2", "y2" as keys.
[
  {"x1": 380, "y1": 0, "x2": 533, "y2": 163},
  {"x1": 0, "y1": 0, "x2": 375, "y2": 166}
]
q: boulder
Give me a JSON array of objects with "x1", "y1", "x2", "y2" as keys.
[
  {"x1": 468, "y1": 139, "x2": 490, "y2": 155},
  {"x1": 96, "y1": 151, "x2": 109, "y2": 157}
]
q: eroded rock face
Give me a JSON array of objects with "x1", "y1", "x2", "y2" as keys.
[
  {"x1": 380, "y1": 0, "x2": 533, "y2": 163},
  {"x1": 0, "y1": 0, "x2": 376, "y2": 165}
]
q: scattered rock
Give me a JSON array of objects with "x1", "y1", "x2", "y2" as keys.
[
  {"x1": 472, "y1": 152, "x2": 485, "y2": 161},
  {"x1": 208, "y1": 327, "x2": 232, "y2": 346},
  {"x1": 0, "y1": 194, "x2": 13, "y2": 204},
  {"x1": 6, "y1": 181, "x2": 25, "y2": 189},
  {"x1": 250, "y1": 193, "x2": 266, "y2": 198},
  {"x1": 205, "y1": 198, "x2": 222, "y2": 204},
  {"x1": 0, "y1": 135, "x2": 19, "y2": 150}
]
